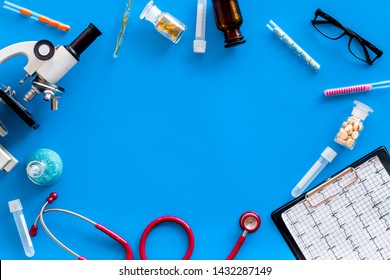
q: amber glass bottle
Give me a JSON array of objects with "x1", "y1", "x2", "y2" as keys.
[{"x1": 211, "y1": 0, "x2": 245, "y2": 48}]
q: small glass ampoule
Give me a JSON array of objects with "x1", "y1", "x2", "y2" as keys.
[{"x1": 140, "y1": 1, "x2": 187, "y2": 44}]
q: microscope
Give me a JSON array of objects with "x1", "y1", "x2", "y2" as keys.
[{"x1": 0, "y1": 23, "x2": 102, "y2": 172}]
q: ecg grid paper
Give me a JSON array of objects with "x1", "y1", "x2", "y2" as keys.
[{"x1": 282, "y1": 156, "x2": 390, "y2": 260}]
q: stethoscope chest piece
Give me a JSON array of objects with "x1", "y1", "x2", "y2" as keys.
[
  {"x1": 240, "y1": 211, "x2": 261, "y2": 233},
  {"x1": 226, "y1": 211, "x2": 261, "y2": 260}
]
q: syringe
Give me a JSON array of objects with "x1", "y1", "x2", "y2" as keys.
[
  {"x1": 193, "y1": 0, "x2": 207, "y2": 53},
  {"x1": 8, "y1": 199, "x2": 35, "y2": 257},
  {"x1": 3, "y1": 1, "x2": 70, "y2": 31},
  {"x1": 291, "y1": 146, "x2": 337, "y2": 197}
]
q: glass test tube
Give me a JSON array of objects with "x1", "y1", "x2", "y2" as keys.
[
  {"x1": 8, "y1": 199, "x2": 35, "y2": 257},
  {"x1": 266, "y1": 20, "x2": 320, "y2": 72},
  {"x1": 3, "y1": 1, "x2": 70, "y2": 31},
  {"x1": 291, "y1": 146, "x2": 337, "y2": 197},
  {"x1": 193, "y1": 0, "x2": 207, "y2": 53},
  {"x1": 113, "y1": 0, "x2": 133, "y2": 58}
]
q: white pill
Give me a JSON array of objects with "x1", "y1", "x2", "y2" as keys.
[
  {"x1": 274, "y1": 28, "x2": 284, "y2": 37},
  {"x1": 345, "y1": 124, "x2": 353, "y2": 132},
  {"x1": 351, "y1": 131, "x2": 359, "y2": 139},
  {"x1": 338, "y1": 130, "x2": 348, "y2": 140},
  {"x1": 346, "y1": 138, "x2": 355, "y2": 147},
  {"x1": 282, "y1": 36, "x2": 294, "y2": 46},
  {"x1": 336, "y1": 138, "x2": 347, "y2": 145}
]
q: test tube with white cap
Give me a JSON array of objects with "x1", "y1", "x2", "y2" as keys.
[
  {"x1": 193, "y1": 0, "x2": 207, "y2": 53},
  {"x1": 8, "y1": 199, "x2": 35, "y2": 257},
  {"x1": 291, "y1": 146, "x2": 337, "y2": 197}
]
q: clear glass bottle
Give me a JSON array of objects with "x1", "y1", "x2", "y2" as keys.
[
  {"x1": 140, "y1": 1, "x2": 187, "y2": 44},
  {"x1": 211, "y1": 0, "x2": 246, "y2": 48},
  {"x1": 334, "y1": 101, "x2": 373, "y2": 150}
]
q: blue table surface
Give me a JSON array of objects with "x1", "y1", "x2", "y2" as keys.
[{"x1": 1, "y1": 0, "x2": 390, "y2": 260}]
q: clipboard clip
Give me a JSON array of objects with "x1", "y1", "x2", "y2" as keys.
[{"x1": 305, "y1": 167, "x2": 359, "y2": 208}]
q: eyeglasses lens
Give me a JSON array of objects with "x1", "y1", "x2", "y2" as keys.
[
  {"x1": 313, "y1": 14, "x2": 344, "y2": 39},
  {"x1": 349, "y1": 37, "x2": 375, "y2": 62}
]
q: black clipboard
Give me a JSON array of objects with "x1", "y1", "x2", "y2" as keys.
[{"x1": 272, "y1": 146, "x2": 390, "y2": 260}]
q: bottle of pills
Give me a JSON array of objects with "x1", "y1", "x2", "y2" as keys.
[
  {"x1": 334, "y1": 100, "x2": 373, "y2": 150},
  {"x1": 140, "y1": 1, "x2": 187, "y2": 44}
]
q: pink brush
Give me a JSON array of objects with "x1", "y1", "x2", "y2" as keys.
[{"x1": 324, "y1": 80, "x2": 390, "y2": 96}]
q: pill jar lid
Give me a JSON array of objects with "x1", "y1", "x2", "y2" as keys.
[
  {"x1": 352, "y1": 100, "x2": 374, "y2": 120},
  {"x1": 140, "y1": 0, "x2": 161, "y2": 23}
]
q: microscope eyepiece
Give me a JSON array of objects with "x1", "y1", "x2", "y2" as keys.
[{"x1": 67, "y1": 23, "x2": 102, "y2": 60}]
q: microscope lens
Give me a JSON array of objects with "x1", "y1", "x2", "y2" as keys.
[{"x1": 67, "y1": 23, "x2": 102, "y2": 59}]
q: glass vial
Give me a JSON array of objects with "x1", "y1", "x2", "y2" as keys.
[
  {"x1": 334, "y1": 101, "x2": 373, "y2": 150},
  {"x1": 211, "y1": 0, "x2": 246, "y2": 48},
  {"x1": 140, "y1": 1, "x2": 187, "y2": 44},
  {"x1": 26, "y1": 148, "x2": 63, "y2": 186}
]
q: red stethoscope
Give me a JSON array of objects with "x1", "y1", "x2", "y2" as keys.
[{"x1": 29, "y1": 192, "x2": 261, "y2": 260}]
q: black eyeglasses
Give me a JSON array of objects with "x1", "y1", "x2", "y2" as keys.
[{"x1": 311, "y1": 9, "x2": 383, "y2": 65}]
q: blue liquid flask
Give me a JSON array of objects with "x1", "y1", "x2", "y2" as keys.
[{"x1": 26, "y1": 148, "x2": 63, "y2": 186}]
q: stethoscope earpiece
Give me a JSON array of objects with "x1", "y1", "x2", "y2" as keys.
[{"x1": 47, "y1": 192, "x2": 58, "y2": 203}]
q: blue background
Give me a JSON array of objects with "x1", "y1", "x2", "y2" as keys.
[{"x1": 1, "y1": 0, "x2": 389, "y2": 260}]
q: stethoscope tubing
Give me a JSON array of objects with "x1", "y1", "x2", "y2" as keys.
[
  {"x1": 37, "y1": 204, "x2": 83, "y2": 259},
  {"x1": 31, "y1": 193, "x2": 260, "y2": 260},
  {"x1": 139, "y1": 216, "x2": 195, "y2": 260},
  {"x1": 32, "y1": 206, "x2": 133, "y2": 260},
  {"x1": 226, "y1": 233, "x2": 247, "y2": 260}
]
